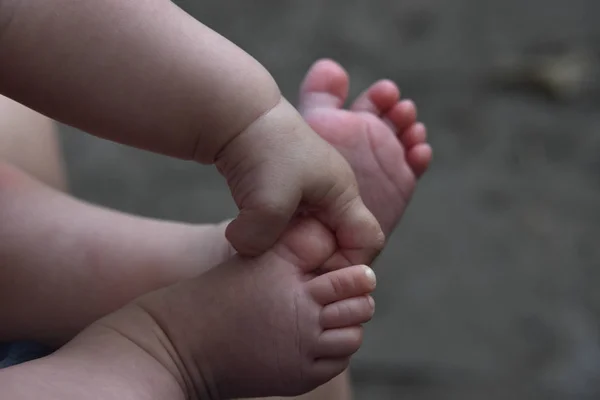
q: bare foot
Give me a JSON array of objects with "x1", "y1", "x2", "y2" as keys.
[
  {"x1": 97, "y1": 218, "x2": 376, "y2": 399},
  {"x1": 299, "y1": 59, "x2": 433, "y2": 236}
]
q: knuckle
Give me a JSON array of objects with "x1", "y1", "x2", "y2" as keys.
[{"x1": 253, "y1": 196, "x2": 295, "y2": 222}]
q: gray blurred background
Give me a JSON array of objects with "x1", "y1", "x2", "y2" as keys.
[{"x1": 59, "y1": 1, "x2": 600, "y2": 398}]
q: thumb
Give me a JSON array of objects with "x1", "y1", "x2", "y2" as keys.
[{"x1": 225, "y1": 189, "x2": 301, "y2": 257}]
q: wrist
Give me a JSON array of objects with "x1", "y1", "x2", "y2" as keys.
[
  {"x1": 194, "y1": 79, "x2": 282, "y2": 165},
  {"x1": 214, "y1": 96, "x2": 303, "y2": 174}
]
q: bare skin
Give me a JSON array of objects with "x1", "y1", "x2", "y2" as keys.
[
  {"x1": 0, "y1": 161, "x2": 234, "y2": 346},
  {"x1": 0, "y1": 97, "x2": 377, "y2": 400},
  {"x1": 0, "y1": 98, "x2": 66, "y2": 191},
  {"x1": 299, "y1": 59, "x2": 432, "y2": 237},
  {"x1": 0, "y1": 57, "x2": 432, "y2": 399},
  {"x1": 0, "y1": 56, "x2": 432, "y2": 350},
  {"x1": 1, "y1": 218, "x2": 377, "y2": 400},
  {"x1": 0, "y1": 0, "x2": 383, "y2": 263},
  {"x1": 263, "y1": 59, "x2": 433, "y2": 400}
]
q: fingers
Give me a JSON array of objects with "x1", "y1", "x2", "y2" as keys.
[
  {"x1": 295, "y1": 148, "x2": 384, "y2": 266},
  {"x1": 226, "y1": 173, "x2": 383, "y2": 264},
  {"x1": 221, "y1": 99, "x2": 384, "y2": 261}
]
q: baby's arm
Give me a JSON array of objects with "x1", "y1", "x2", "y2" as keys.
[
  {"x1": 0, "y1": 0, "x2": 385, "y2": 262},
  {"x1": 0, "y1": 163, "x2": 232, "y2": 347},
  {"x1": 0, "y1": 0, "x2": 278, "y2": 163}
]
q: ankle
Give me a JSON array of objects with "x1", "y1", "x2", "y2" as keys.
[
  {"x1": 88, "y1": 303, "x2": 217, "y2": 400},
  {"x1": 55, "y1": 309, "x2": 190, "y2": 400}
]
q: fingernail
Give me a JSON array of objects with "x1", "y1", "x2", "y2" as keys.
[{"x1": 363, "y1": 265, "x2": 376, "y2": 286}]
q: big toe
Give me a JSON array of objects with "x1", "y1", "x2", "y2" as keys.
[
  {"x1": 299, "y1": 59, "x2": 350, "y2": 112},
  {"x1": 308, "y1": 264, "x2": 376, "y2": 305}
]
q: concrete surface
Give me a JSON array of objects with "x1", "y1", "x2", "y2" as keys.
[{"x1": 60, "y1": 0, "x2": 600, "y2": 398}]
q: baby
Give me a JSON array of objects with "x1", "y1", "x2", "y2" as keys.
[
  {"x1": 1, "y1": 0, "x2": 385, "y2": 262},
  {"x1": 0, "y1": 1, "x2": 432, "y2": 399},
  {"x1": 0, "y1": 58, "x2": 432, "y2": 399}
]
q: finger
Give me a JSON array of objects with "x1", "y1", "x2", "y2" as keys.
[
  {"x1": 301, "y1": 150, "x2": 385, "y2": 265},
  {"x1": 318, "y1": 195, "x2": 385, "y2": 266},
  {"x1": 226, "y1": 190, "x2": 300, "y2": 257}
]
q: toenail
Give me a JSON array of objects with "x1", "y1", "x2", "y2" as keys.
[
  {"x1": 363, "y1": 266, "x2": 376, "y2": 286},
  {"x1": 368, "y1": 296, "x2": 375, "y2": 308}
]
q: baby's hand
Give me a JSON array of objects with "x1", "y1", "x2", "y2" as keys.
[{"x1": 216, "y1": 99, "x2": 384, "y2": 265}]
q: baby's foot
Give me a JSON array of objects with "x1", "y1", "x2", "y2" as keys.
[
  {"x1": 299, "y1": 59, "x2": 433, "y2": 236},
  {"x1": 98, "y1": 218, "x2": 376, "y2": 399}
]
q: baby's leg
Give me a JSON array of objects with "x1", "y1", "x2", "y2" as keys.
[
  {"x1": 0, "y1": 95, "x2": 67, "y2": 191},
  {"x1": 0, "y1": 219, "x2": 374, "y2": 400},
  {"x1": 96, "y1": 217, "x2": 376, "y2": 399}
]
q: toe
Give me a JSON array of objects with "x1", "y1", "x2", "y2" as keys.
[
  {"x1": 400, "y1": 122, "x2": 427, "y2": 148},
  {"x1": 384, "y1": 99, "x2": 417, "y2": 134},
  {"x1": 299, "y1": 59, "x2": 350, "y2": 112},
  {"x1": 321, "y1": 296, "x2": 375, "y2": 329},
  {"x1": 407, "y1": 143, "x2": 433, "y2": 178},
  {"x1": 350, "y1": 80, "x2": 399, "y2": 115},
  {"x1": 307, "y1": 265, "x2": 376, "y2": 305},
  {"x1": 315, "y1": 326, "x2": 364, "y2": 358}
]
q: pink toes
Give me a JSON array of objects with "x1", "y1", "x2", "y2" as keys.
[
  {"x1": 299, "y1": 59, "x2": 350, "y2": 112},
  {"x1": 386, "y1": 102, "x2": 432, "y2": 177},
  {"x1": 400, "y1": 121, "x2": 427, "y2": 147},
  {"x1": 300, "y1": 59, "x2": 433, "y2": 178},
  {"x1": 399, "y1": 122, "x2": 432, "y2": 177},
  {"x1": 384, "y1": 99, "x2": 417, "y2": 133},
  {"x1": 350, "y1": 80, "x2": 400, "y2": 115},
  {"x1": 407, "y1": 143, "x2": 433, "y2": 178}
]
